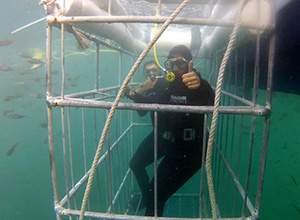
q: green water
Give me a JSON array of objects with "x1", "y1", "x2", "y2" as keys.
[{"x1": 1, "y1": 1, "x2": 300, "y2": 220}]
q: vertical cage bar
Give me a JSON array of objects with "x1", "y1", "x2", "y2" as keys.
[
  {"x1": 46, "y1": 23, "x2": 52, "y2": 98},
  {"x1": 252, "y1": 34, "x2": 261, "y2": 106},
  {"x1": 82, "y1": 108, "x2": 88, "y2": 173},
  {"x1": 218, "y1": 111, "x2": 225, "y2": 207},
  {"x1": 102, "y1": 110, "x2": 110, "y2": 210},
  {"x1": 200, "y1": 114, "x2": 208, "y2": 219},
  {"x1": 255, "y1": 34, "x2": 275, "y2": 213},
  {"x1": 233, "y1": 114, "x2": 244, "y2": 216},
  {"x1": 234, "y1": 50, "x2": 238, "y2": 96},
  {"x1": 157, "y1": 0, "x2": 162, "y2": 16},
  {"x1": 46, "y1": 22, "x2": 62, "y2": 220},
  {"x1": 265, "y1": 36, "x2": 275, "y2": 109},
  {"x1": 94, "y1": 63, "x2": 103, "y2": 211},
  {"x1": 81, "y1": 107, "x2": 92, "y2": 214},
  {"x1": 107, "y1": 109, "x2": 114, "y2": 213},
  {"x1": 61, "y1": 24, "x2": 66, "y2": 98},
  {"x1": 233, "y1": 46, "x2": 247, "y2": 216},
  {"x1": 215, "y1": 50, "x2": 222, "y2": 201},
  {"x1": 119, "y1": 52, "x2": 123, "y2": 86},
  {"x1": 60, "y1": 2, "x2": 71, "y2": 215},
  {"x1": 95, "y1": 44, "x2": 99, "y2": 90},
  {"x1": 67, "y1": 107, "x2": 78, "y2": 210},
  {"x1": 130, "y1": 56, "x2": 135, "y2": 195},
  {"x1": 231, "y1": 50, "x2": 238, "y2": 216},
  {"x1": 224, "y1": 59, "x2": 233, "y2": 215},
  {"x1": 93, "y1": 107, "x2": 102, "y2": 210},
  {"x1": 242, "y1": 115, "x2": 256, "y2": 217},
  {"x1": 154, "y1": 111, "x2": 158, "y2": 217},
  {"x1": 242, "y1": 46, "x2": 247, "y2": 99},
  {"x1": 117, "y1": 52, "x2": 123, "y2": 212},
  {"x1": 61, "y1": 107, "x2": 72, "y2": 220},
  {"x1": 108, "y1": 0, "x2": 112, "y2": 15},
  {"x1": 242, "y1": 32, "x2": 261, "y2": 216},
  {"x1": 124, "y1": 120, "x2": 130, "y2": 209}
]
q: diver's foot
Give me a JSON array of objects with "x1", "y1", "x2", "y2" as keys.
[{"x1": 126, "y1": 193, "x2": 146, "y2": 214}]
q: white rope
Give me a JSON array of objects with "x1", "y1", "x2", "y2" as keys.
[
  {"x1": 79, "y1": 1, "x2": 191, "y2": 219},
  {"x1": 205, "y1": 0, "x2": 248, "y2": 219}
]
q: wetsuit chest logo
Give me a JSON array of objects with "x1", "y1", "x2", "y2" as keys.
[{"x1": 170, "y1": 95, "x2": 187, "y2": 104}]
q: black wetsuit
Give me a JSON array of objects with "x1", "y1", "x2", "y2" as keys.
[{"x1": 129, "y1": 74, "x2": 215, "y2": 216}]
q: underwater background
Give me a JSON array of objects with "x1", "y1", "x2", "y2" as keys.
[{"x1": 0, "y1": 0, "x2": 300, "y2": 219}]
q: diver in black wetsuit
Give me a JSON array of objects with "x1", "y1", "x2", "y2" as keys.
[{"x1": 127, "y1": 45, "x2": 215, "y2": 217}]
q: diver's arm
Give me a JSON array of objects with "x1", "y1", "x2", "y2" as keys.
[{"x1": 125, "y1": 86, "x2": 149, "y2": 116}]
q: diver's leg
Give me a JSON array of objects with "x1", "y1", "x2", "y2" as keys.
[
  {"x1": 129, "y1": 131, "x2": 173, "y2": 207},
  {"x1": 129, "y1": 131, "x2": 155, "y2": 202},
  {"x1": 145, "y1": 141, "x2": 203, "y2": 216}
]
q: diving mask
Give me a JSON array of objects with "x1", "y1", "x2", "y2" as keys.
[
  {"x1": 161, "y1": 58, "x2": 189, "y2": 83},
  {"x1": 164, "y1": 58, "x2": 189, "y2": 72},
  {"x1": 144, "y1": 68, "x2": 160, "y2": 82}
]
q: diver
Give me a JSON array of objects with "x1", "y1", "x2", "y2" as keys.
[
  {"x1": 127, "y1": 45, "x2": 215, "y2": 217},
  {"x1": 126, "y1": 60, "x2": 162, "y2": 105}
]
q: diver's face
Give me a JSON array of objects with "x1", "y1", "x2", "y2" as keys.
[
  {"x1": 164, "y1": 56, "x2": 188, "y2": 76},
  {"x1": 144, "y1": 63, "x2": 160, "y2": 81}
]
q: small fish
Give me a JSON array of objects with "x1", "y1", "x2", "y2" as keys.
[
  {"x1": 294, "y1": 107, "x2": 300, "y2": 114},
  {"x1": 27, "y1": 58, "x2": 44, "y2": 64},
  {"x1": 18, "y1": 51, "x2": 32, "y2": 59},
  {"x1": 6, "y1": 113, "x2": 27, "y2": 119},
  {"x1": 0, "y1": 64, "x2": 13, "y2": 71},
  {"x1": 289, "y1": 174, "x2": 297, "y2": 186},
  {"x1": 4, "y1": 95, "x2": 21, "y2": 102},
  {"x1": 34, "y1": 76, "x2": 42, "y2": 82},
  {"x1": 29, "y1": 93, "x2": 44, "y2": 99},
  {"x1": 70, "y1": 83, "x2": 77, "y2": 87},
  {"x1": 15, "y1": 82, "x2": 29, "y2": 89},
  {"x1": 7, "y1": 142, "x2": 18, "y2": 156},
  {"x1": 282, "y1": 142, "x2": 288, "y2": 150},
  {"x1": 275, "y1": 184, "x2": 285, "y2": 196},
  {"x1": 292, "y1": 204, "x2": 300, "y2": 215},
  {"x1": 40, "y1": 82, "x2": 47, "y2": 87},
  {"x1": 40, "y1": 122, "x2": 48, "y2": 128},
  {"x1": 67, "y1": 75, "x2": 80, "y2": 82},
  {"x1": 278, "y1": 113, "x2": 288, "y2": 121},
  {"x1": 19, "y1": 69, "x2": 30, "y2": 75},
  {"x1": 51, "y1": 70, "x2": 59, "y2": 75},
  {"x1": 44, "y1": 137, "x2": 48, "y2": 144},
  {"x1": 0, "y1": 40, "x2": 14, "y2": 46},
  {"x1": 3, "y1": 110, "x2": 13, "y2": 116},
  {"x1": 29, "y1": 63, "x2": 43, "y2": 71}
]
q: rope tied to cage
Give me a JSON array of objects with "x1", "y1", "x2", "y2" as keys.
[
  {"x1": 79, "y1": 0, "x2": 191, "y2": 219},
  {"x1": 205, "y1": 0, "x2": 248, "y2": 219}
]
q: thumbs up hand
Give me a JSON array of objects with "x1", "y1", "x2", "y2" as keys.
[{"x1": 182, "y1": 61, "x2": 201, "y2": 89}]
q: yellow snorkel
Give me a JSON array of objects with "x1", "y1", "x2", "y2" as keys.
[{"x1": 153, "y1": 8, "x2": 175, "y2": 83}]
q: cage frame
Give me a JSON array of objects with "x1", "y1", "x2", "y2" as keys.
[{"x1": 45, "y1": 0, "x2": 275, "y2": 219}]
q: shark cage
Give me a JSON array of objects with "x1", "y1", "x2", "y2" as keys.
[{"x1": 43, "y1": 0, "x2": 275, "y2": 219}]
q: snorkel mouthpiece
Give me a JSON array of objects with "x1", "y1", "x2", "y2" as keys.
[
  {"x1": 154, "y1": 67, "x2": 175, "y2": 83},
  {"x1": 166, "y1": 72, "x2": 175, "y2": 82}
]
